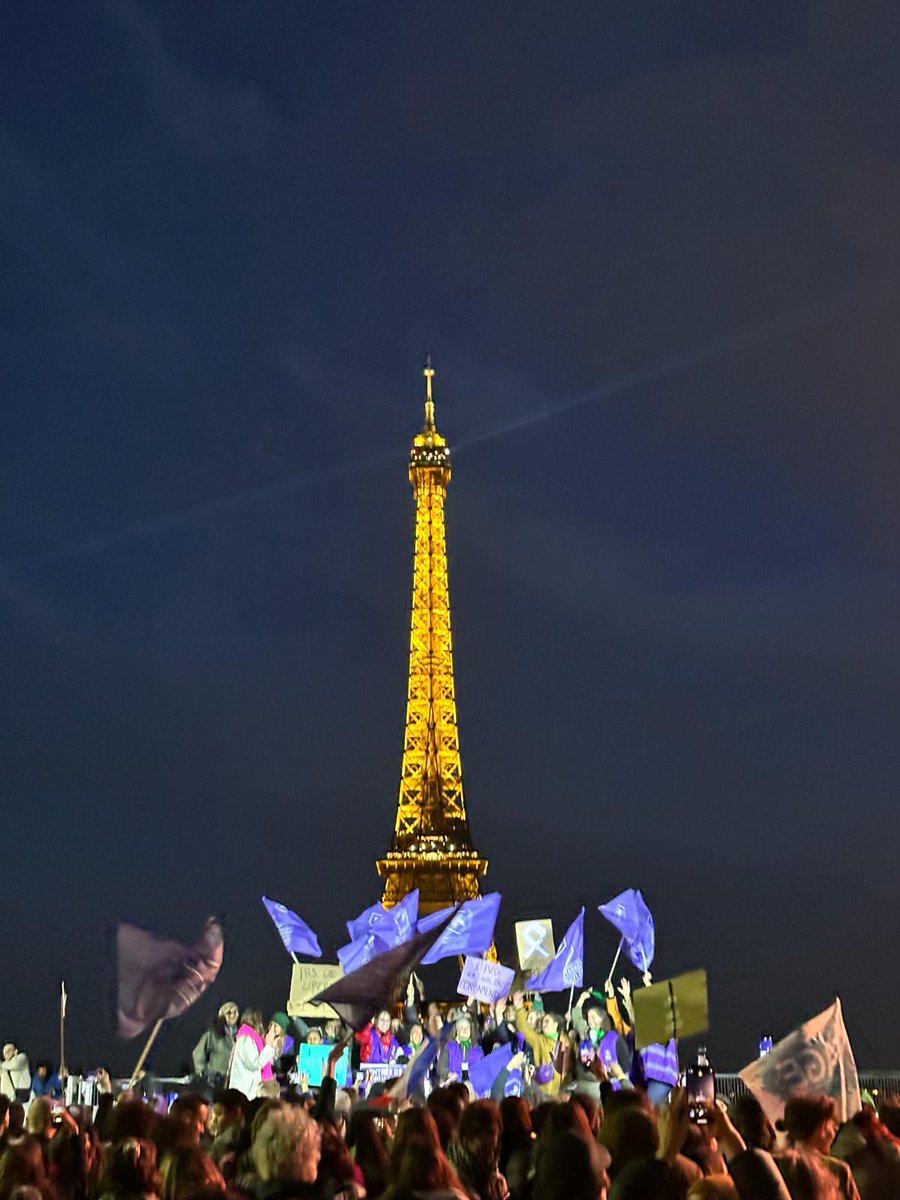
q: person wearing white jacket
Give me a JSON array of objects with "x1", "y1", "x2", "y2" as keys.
[
  {"x1": 0, "y1": 1043, "x2": 31, "y2": 1101},
  {"x1": 227, "y1": 1010, "x2": 285, "y2": 1100}
]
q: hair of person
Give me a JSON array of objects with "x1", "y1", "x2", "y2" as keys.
[
  {"x1": 607, "y1": 1157, "x2": 680, "y2": 1200},
  {"x1": 346, "y1": 1110, "x2": 390, "y2": 1197},
  {"x1": 878, "y1": 1101, "x2": 900, "y2": 1140},
  {"x1": 426, "y1": 1100, "x2": 457, "y2": 1150},
  {"x1": 390, "y1": 1141, "x2": 461, "y2": 1197},
  {"x1": 316, "y1": 1124, "x2": 357, "y2": 1191},
  {"x1": 212, "y1": 1088, "x2": 248, "y2": 1122},
  {"x1": 599, "y1": 1106, "x2": 659, "y2": 1172},
  {"x1": 0, "y1": 1140, "x2": 47, "y2": 1199},
  {"x1": 98, "y1": 1138, "x2": 161, "y2": 1198},
  {"x1": 532, "y1": 1130, "x2": 605, "y2": 1200},
  {"x1": 729, "y1": 1093, "x2": 776, "y2": 1151},
  {"x1": 104, "y1": 1099, "x2": 159, "y2": 1144},
  {"x1": 687, "y1": 1177, "x2": 740, "y2": 1200},
  {"x1": 570, "y1": 1090, "x2": 602, "y2": 1134},
  {"x1": 251, "y1": 1104, "x2": 319, "y2": 1184},
  {"x1": 774, "y1": 1148, "x2": 841, "y2": 1200},
  {"x1": 0, "y1": 1097, "x2": 10, "y2": 1124},
  {"x1": 391, "y1": 1107, "x2": 442, "y2": 1170},
  {"x1": 457, "y1": 1099, "x2": 502, "y2": 1146},
  {"x1": 217, "y1": 1001, "x2": 238, "y2": 1020},
  {"x1": 25, "y1": 1098, "x2": 52, "y2": 1136},
  {"x1": 239, "y1": 1009, "x2": 264, "y2": 1035},
  {"x1": 777, "y1": 1096, "x2": 838, "y2": 1144},
  {"x1": 499, "y1": 1095, "x2": 533, "y2": 1165},
  {"x1": 159, "y1": 1144, "x2": 225, "y2": 1200},
  {"x1": 8, "y1": 1104, "x2": 26, "y2": 1136}
]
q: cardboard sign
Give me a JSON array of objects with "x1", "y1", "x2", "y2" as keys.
[
  {"x1": 457, "y1": 956, "x2": 516, "y2": 1004},
  {"x1": 288, "y1": 963, "x2": 344, "y2": 1019},
  {"x1": 297, "y1": 1042, "x2": 352, "y2": 1087},
  {"x1": 632, "y1": 968, "x2": 708, "y2": 1049},
  {"x1": 515, "y1": 919, "x2": 555, "y2": 973}
]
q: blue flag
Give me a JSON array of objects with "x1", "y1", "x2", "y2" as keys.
[
  {"x1": 468, "y1": 1042, "x2": 513, "y2": 1098},
  {"x1": 526, "y1": 907, "x2": 584, "y2": 991},
  {"x1": 418, "y1": 892, "x2": 501, "y2": 964},
  {"x1": 261, "y1": 896, "x2": 322, "y2": 958},
  {"x1": 598, "y1": 888, "x2": 655, "y2": 973},
  {"x1": 338, "y1": 891, "x2": 419, "y2": 971}
]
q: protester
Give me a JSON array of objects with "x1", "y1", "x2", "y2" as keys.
[
  {"x1": 30, "y1": 1066, "x2": 63, "y2": 1102},
  {"x1": 229, "y1": 1013, "x2": 287, "y2": 1102},
  {"x1": 0, "y1": 1046, "x2": 31, "y2": 1104},
  {"x1": 777, "y1": 1097, "x2": 861, "y2": 1200},
  {"x1": 193, "y1": 1003, "x2": 240, "y2": 1092}
]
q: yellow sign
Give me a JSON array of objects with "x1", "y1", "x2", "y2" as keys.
[
  {"x1": 632, "y1": 968, "x2": 709, "y2": 1049},
  {"x1": 515, "y1": 919, "x2": 555, "y2": 973},
  {"x1": 288, "y1": 963, "x2": 344, "y2": 1019}
]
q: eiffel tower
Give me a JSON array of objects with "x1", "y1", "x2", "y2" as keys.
[{"x1": 376, "y1": 359, "x2": 488, "y2": 914}]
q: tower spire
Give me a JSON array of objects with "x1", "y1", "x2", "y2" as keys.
[
  {"x1": 376, "y1": 363, "x2": 488, "y2": 912},
  {"x1": 423, "y1": 352, "x2": 436, "y2": 431}
]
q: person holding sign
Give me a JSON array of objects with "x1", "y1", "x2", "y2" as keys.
[{"x1": 513, "y1": 991, "x2": 562, "y2": 1096}]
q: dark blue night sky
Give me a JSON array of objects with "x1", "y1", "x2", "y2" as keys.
[{"x1": 2, "y1": 1, "x2": 899, "y2": 1073}]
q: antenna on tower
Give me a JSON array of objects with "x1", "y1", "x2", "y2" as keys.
[{"x1": 423, "y1": 352, "x2": 435, "y2": 430}]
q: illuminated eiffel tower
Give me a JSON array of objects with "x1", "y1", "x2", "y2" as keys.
[{"x1": 376, "y1": 359, "x2": 488, "y2": 914}]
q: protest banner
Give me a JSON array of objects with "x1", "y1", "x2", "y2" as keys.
[
  {"x1": 739, "y1": 998, "x2": 860, "y2": 1123},
  {"x1": 457, "y1": 956, "x2": 515, "y2": 1004},
  {"x1": 288, "y1": 963, "x2": 343, "y2": 1019},
  {"x1": 632, "y1": 968, "x2": 708, "y2": 1049},
  {"x1": 297, "y1": 1042, "x2": 352, "y2": 1087},
  {"x1": 515, "y1": 919, "x2": 555, "y2": 973}
]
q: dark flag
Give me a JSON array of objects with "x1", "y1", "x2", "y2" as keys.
[
  {"x1": 312, "y1": 909, "x2": 457, "y2": 1030},
  {"x1": 114, "y1": 916, "x2": 224, "y2": 1039}
]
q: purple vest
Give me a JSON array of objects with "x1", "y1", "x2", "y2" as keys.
[{"x1": 446, "y1": 1040, "x2": 484, "y2": 1078}]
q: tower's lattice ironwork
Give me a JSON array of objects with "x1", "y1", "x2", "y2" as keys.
[{"x1": 376, "y1": 361, "x2": 488, "y2": 913}]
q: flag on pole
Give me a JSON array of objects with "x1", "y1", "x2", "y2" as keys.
[
  {"x1": 313, "y1": 909, "x2": 456, "y2": 1030},
  {"x1": 392, "y1": 1021, "x2": 453, "y2": 1103},
  {"x1": 598, "y1": 889, "x2": 655, "y2": 974},
  {"x1": 338, "y1": 891, "x2": 420, "y2": 970},
  {"x1": 114, "y1": 916, "x2": 224, "y2": 1039},
  {"x1": 738, "y1": 998, "x2": 860, "y2": 1123},
  {"x1": 261, "y1": 896, "x2": 322, "y2": 958},
  {"x1": 526, "y1": 907, "x2": 584, "y2": 991},
  {"x1": 418, "y1": 893, "x2": 501, "y2": 964}
]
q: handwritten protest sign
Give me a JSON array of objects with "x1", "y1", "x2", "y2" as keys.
[
  {"x1": 288, "y1": 963, "x2": 344, "y2": 1019},
  {"x1": 515, "y1": 919, "x2": 554, "y2": 973},
  {"x1": 457, "y1": 956, "x2": 515, "y2": 1004},
  {"x1": 632, "y1": 968, "x2": 708, "y2": 1049},
  {"x1": 739, "y1": 998, "x2": 860, "y2": 1123}
]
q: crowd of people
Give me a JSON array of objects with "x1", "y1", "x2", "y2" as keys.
[{"x1": 1, "y1": 976, "x2": 897, "y2": 1200}]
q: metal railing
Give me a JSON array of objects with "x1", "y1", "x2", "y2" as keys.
[{"x1": 716, "y1": 1073, "x2": 900, "y2": 1105}]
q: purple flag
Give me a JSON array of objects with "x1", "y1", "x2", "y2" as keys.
[
  {"x1": 418, "y1": 893, "x2": 501, "y2": 964},
  {"x1": 114, "y1": 916, "x2": 224, "y2": 1039},
  {"x1": 526, "y1": 908, "x2": 584, "y2": 991},
  {"x1": 261, "y1": 896, "x2": 322, "y2": 958},
  {"x1": 468, "y1": 1042, "x2": 513, "y2": 1098},
  {"x1": 598, "y1": 888, "x2": 655, "y2": 973},
  {"x1": 338, "y1": 891, "x2": 420, "y2": 970}
]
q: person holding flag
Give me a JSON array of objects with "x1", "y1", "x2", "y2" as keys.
[
  {"x1": 512, "y1": 990, "x2": 563, "y2": 1096},
  {"x1": 354, "y1": 1009, "x2": 404, "y2": 1065}
]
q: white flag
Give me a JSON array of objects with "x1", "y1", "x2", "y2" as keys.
[
  {"x1": 738, "y1": 997, "x2": 860, "y2": 1123},
  {"x1": 60, "y1": 980, "x2": 67, "y2": 1019}
]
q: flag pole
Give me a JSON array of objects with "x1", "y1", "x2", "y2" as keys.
[
  {"x1": 59, "y1": 981, "x2": 67, "y2": 1078},
  {"x1": 566, "y1": 983, "x2": 575, "y2": 1023},
  {"x1": 128, "y1": 1018, "x2": 164, "y2": 1089},
  {"x1": 605, "y1": 936, "x2": 624, "y2": 989}
]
